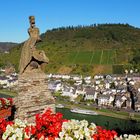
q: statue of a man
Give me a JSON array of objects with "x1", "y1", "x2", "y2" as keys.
[{"x1": 19, "y1": 16, "x2": 49, "y2": 74}]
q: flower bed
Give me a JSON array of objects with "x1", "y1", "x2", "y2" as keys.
[
  {"x1": 0, "y1": 98, "x2": 13, "y2": 119},
  {"x1": 0, "y1": 109, "x2": 140, "y2": 140},
  {"x1": 0, "y1": 107, "x2": 11, "y2": 119},
  {"x1": 0, "y1": 98, "x2": 13, "y2": 110}
]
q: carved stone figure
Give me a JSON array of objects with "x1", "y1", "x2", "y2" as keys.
[
  {"x1": 14, "y1": 16, "x2": 55, "y2": 122},
  {"x1": 19, "y1": 16, "x2": 49, "y2": 74}
]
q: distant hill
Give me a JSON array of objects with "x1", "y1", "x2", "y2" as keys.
[
  {"x1": 41, "y1": 23, "x2": 140, "y2": 49},
  {"x1": 0, "y1": 23, "x2": 140, "y2": 75},
  {"x1": 0, "y1": 42, "x2": 18, "y2": 52}
]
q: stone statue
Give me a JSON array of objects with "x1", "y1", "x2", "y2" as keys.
[
  {"x1": 19, "y1": 16, "x2": 49, "y2": 74},
  {"x1": 14, "y1": 16, "x2": 55, "y2": 122}
]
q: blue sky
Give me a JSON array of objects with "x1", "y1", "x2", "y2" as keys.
[{"x1": 0, "y1": 0, "x2": 140, "y2": 43}]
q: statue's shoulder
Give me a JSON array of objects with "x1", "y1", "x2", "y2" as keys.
[
  {"x1": 34, "y1": 27, "x2": 39, "y2": 30},
  {"x1": 34, "y1": 27, "x2": 39, "y2": 32},
  {"x1": 28, "y1": 27, "x2": 39, "y2": 31}
]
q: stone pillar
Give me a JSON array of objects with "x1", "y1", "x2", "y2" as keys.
[{"x1": 14, "y1": 72, "x2": 55, "y2": 122}]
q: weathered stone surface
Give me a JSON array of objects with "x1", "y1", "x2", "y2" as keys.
[
  {"x1": 19, "y1": 16, "x2": 49, "y2": 74},
  {"x1": 14, "y1": 72, "x2": 55, "y2": 122},
  {"x1": 14, "y1": 16, "x2": 55, "y2": 122}
]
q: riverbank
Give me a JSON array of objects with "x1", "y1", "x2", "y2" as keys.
[
  {"x1": 56, "y1": 99, "x2": 140, "y2": 122},
  {"x1": 56, "y1": 108, "x2": 140, "y2": 135},
  {"x1": 0, "y1": 91, "x2": 140, "y2": 122}
]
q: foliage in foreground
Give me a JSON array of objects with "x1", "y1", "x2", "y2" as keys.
[
  {"x1": 0, "y1": 108, "x2": 140, "y2": 140},
  {"x1": 0, "y1": 98, "x2": 13, "y2": 110}
]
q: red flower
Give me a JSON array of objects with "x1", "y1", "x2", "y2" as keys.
[
  {"x1": 0, "y1": 98, "x2": 5, "y2": 108},
  {"x1": 92, "y1": 126, "x2": 118, "y2": 140},
  {"x1": 0, "y1": 118, "x2": 13, "y2": 137},
  {"x1": 24, "y1": 109, "x2": 67, "y2": 139},
  {"x1": 0, "y1": 98, "x2": 13, "y2": 110},
  {"x1": 0, "y1": 106, "x2": 118, "y2": 140}
]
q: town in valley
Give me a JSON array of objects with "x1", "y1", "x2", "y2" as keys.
[{"x1": 0, "y1": 67, "x2": 140, "y2": 115}]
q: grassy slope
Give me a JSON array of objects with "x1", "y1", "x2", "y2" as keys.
[{"x1": 0, "y1": 24, "x2": 140, "y2": 75}]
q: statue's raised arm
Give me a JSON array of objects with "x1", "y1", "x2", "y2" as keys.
[{"x1": 19, "y1": 16, "x2": 49, "y2": 74}]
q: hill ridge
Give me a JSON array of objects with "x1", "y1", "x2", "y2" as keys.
[{"x1": 0, "y1": 23, "x2": 140, "y2": 75}]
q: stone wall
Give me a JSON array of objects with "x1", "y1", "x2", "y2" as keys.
[{"x1": 14, "y1": 72, "x2": 55, "y2": 122}]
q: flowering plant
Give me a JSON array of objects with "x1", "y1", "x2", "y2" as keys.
[
  {"x1": 2, "y1": 119, "x2": 28, "y2": 140},
  {"x1": 0, "y1": 109, "x2": 119, "y2": 140},
  {"x1": 56, "y1": 119, "x2": 96, "y2": 140},
  {"x1": 0, "y1": 118, "x2": 13, "y2": 138},
  {"x1": 0, "y1": 98, "x2": 13, "y2": 110},
  {"x1": 25, "y1": 109, "x2": 67, "y2": 140},
  {"x1": 119, "y1": 134, "x2": 140, "y2": 140},
  {"x1": 92, "y1": 126, "x2": 118, "y2": 140},
  {"x1": 1, "y1": 108, "x2": 139, "y2": 140}
]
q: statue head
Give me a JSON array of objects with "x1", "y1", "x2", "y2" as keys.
[{"x1": 29, "y1": 16, "x2": 35, "y2": 28}]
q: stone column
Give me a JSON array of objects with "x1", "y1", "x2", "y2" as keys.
[{"x1": 14, "y1": 72, "x2": 55, "y2": 122}]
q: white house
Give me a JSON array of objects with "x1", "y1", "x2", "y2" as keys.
[
  {"x1": 72, "y1": 75, "x2": 82, "y2": 81},
  {"x1": 115, "y1": 95, "x2": 127, "y2": 108},
  {"x1": 115, "y1": 99, "x2": 122, "y2": 108},
  {"x1": 75, "y1": 80, "x2": 82, "y2": 86},
  {"x1": 105, "y1": 83, "x2": 110, "y2": 89},
  {"x1": 62, "y1": 75, "x2": 70, "y2": 80},
  {"x1": 95, "y1": 86, "x2": 99, "y2": 90},
  {"x1": 46, "y1": 73, "x2": 52, "y2": 78},
  {"x1": 48, "y1": 81, "x2": 62, "y2": 92},
  {"x1": 75, "y1": 87, "x2": 85, "y2": 96},
  {"x1": 98, "y1": 94, "x2": 115, "y2": 107},
  {"x1": 98, "y1": 95, "x2": 110, "y2": 106},
  {"x1": 7, "y1": 79, "x2": 18, "y2": 88},
  {"x1": 95, "y1": 80, "x2": 100, "y2": 85},
  {"x1": 135, "y1": 103, "x2": 140, "y2": 112},
  {"x1": 62, "y1": 86, "x2": 75, "y2": 97},
  {"x1": 93, "y1": 92, "x2": 98, "y2": 101},
  {"x1": 129, "y1": 80, "x2": 135, "y2": 86},
  {"x1": 0, "y1": 76, "x2": 8, "y2": 85},
  {"x1": 52, "y1": 74, "x2": 62, "y2": 79},
  {"x1": 84, "y1": 87, "x2": 95, "y2": 100},
  {"x1": 84, "y1": 76, "x2": 91, "y2": 84}
]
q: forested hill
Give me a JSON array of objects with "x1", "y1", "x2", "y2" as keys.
[
  {"x1": 0, "y1": 42, "x2": 18, "y2": 52},
  {"x1": 41, "y1": 23, "x2": 140, "y2": 49},
  {"x1": 0, "y1": 24, "x2": 140, "y2": 75}
]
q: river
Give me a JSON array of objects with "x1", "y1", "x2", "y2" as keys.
[{"x1": 56, "y1": 108, "x2": 140, "y2": 135}]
